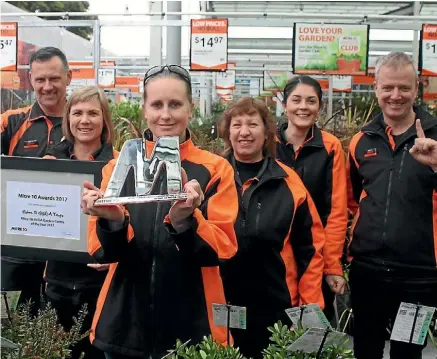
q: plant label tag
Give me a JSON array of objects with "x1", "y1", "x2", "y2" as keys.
[
  {"x1": 287, "y1": 328, "x2": 347, "y2": 353},
  {"x1": 285, "y1": 303, "x2": 332, "y2": 330},
  {"x1": 212, "y1": 303, "x2": 247, "y2": 329},
  {"x1": 1, "y1": 291, "x2": 21, "y2": 320},
  {"x1": 390, "y1": 302, "x2": 435, "y2": 345},
  {"x1": 160, "y1": 339, "x2": 191, "y2": 359}
]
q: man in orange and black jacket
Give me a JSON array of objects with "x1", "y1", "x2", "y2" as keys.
[
  {"x1": 1, "y1": 47, "x2": 72, "y2": 314},
  {"x1": 347, "y1": 52, "x2": 437, "y2": 359}
]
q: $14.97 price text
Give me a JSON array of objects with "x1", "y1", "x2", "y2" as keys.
[{"x1": 194, "y1": 36, "x2": 224, "y2": 47}]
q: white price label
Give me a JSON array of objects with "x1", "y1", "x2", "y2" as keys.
[
  {"x1": 421, "y1": 24, "x2": 437, "y2": 76},
  {"x1": 98, "y1": 68, "x2": 115, "y2": 87},
  {"x1": 390, "y1": 302, "x2": 435, "y2": 345},
  {"x1": 0, "y1": 22, "x2": 17, "y2": 71},
  {"x1": 212, "y1": 303, "x2": 246, "y2": 329},
  {"x1": 285, "y1": 303, "x2": 332, "y2": 330},
  {"x1": 333, "y1": 75, "x2": 352, "y2": 92},
  {"x1": 287, "y1": 328, "x2": 347, "y2": 354},
  {"x1": 190, "y1": 19, "x2": 228, "y2": 71},
  {"x1": 216, "y1": 70, "x2": 236, "y2": 90}
]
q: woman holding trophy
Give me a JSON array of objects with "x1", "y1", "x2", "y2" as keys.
[{"x1": 81, "y1": 66, "x2": 239, "y2": 359}]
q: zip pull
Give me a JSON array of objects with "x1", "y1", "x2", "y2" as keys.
[
  {"x1": 255, "y1": 202, "x2": 261, "y2": 235},
  {"x1": 399, "y1": 144, "x2": 408, "y2": 177}
]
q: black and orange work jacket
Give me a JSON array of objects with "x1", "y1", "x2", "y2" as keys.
[
  {"x1": 221, "y1": 154, "x2": 325, "y2": 314},
  {"x1": 1, "y1": 102, "x2": 63, "y2": 266},
  {"x1": 87, "y1": 130, "x2": 239, "y2": 358},
  {"x1": 1, "y1": 102, "x2": 63, "y2": 157},
  {"x1": 43, "y1": 140, "x2": 118, "y2": 303},
  {"x1": 347, "y1": 106, "x2": 437, "y2": 275},
  {"x1": 276, "y1": 123, "x2": 348, "y2": 276}
]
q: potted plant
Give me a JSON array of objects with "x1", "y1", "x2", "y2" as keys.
[
  {"x1": 1, "y1": 302, "x2": 88, "y2": 359},
  {"x1": 165, "y1": 321, "x2": 355, "y2": 359},
  {"x1": 336, "y1": 53, "x2": 362, "y2": 73}
]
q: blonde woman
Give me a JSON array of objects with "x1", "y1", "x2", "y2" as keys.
[{"x1": 44, "y1": 86, "x2": 118, "y2": 359}]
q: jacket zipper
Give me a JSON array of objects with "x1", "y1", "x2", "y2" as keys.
[
  {"x1": 149, "y1": 181, "x2": 164, "y2": 355},
  {"x1": 45, "y1": 119, "x2": 54, "y2": 151},
  {"x1": 398, "y1": 144, "x2": 408, "y2": 177},
  {"x1": 382, "y1": 158, "x2": 394, "y2": 264},
  {"x1": 240, "y1": 196, "x2": 247, "y2": 251},
  {"x1": 255, "y1": 202, "x2": 261, "y2": 235}
]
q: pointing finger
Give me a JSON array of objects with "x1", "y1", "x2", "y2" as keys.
[{"x1": 416, "y1": 119, "x2": 426, "y2": 139}]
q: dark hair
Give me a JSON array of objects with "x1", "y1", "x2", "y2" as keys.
[
  {"x1": 283, "y1": 75, "x2": 323, "y2": 104},
  {"x1": 219, "y1": 97, "x2": 276, "y2": 158},
  {"x1": 143, "y1": 67, "x2": 192, "y2": 103},
  {"x1": 29, "y1": 47, "x2": 69, "y2": 72}
]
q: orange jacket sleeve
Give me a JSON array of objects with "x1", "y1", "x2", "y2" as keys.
[
  {"x1": 346, "y1": 133, "x2": 364, "y2": 217},
  {"x1": 289, "y1": 183, "x2": 325, "y2": 309},
  {"x1": 323, "y1": 140, "x2": 348, "y2": 276},
  {"x1": 1, "y1": 111, "x2": 11, "y2": 155},
  {"x1": 164, "y1": 158, "x2": 238, "y2": 266},
  {"x1": 87, "y1": 158, "x2": 135, "y2": 263}
]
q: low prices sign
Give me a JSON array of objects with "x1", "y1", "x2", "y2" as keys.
[
  {"x1": 190, "y1": 18, "x2": 228, "y2": 71},
  {"x1": 333, "y1": 75, "x2": 352, "y2": 92},
  {"x1": 98, "y1": 61, "x2": 116, "y2": 88},
  {"x1": 115, "y1": 76, "x2": 141, "y2": 93},
  {"x1": 68, "y1": 62, "x2": 96, "y2": 93},
  {"x1": 1, "y1": 22, "x2": 18, "y2": 71},
  {"x1": 216, "y1": 70, "x2": 235, "y2": 90},
  {"x1": 420, "y1": 24, "x2": 437, "y2": 76},
  {"x1": 293, "y1": 23, "x2": 369, "y2": 76}
]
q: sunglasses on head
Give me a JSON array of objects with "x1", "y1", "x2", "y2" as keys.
[{"x1": 143, "y1": 65, "x2": 191, "y2": 89}]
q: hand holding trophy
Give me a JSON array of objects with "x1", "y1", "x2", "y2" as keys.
[
  {"x1": 94, "y1": 135, "x2": 188, "y2": 206},
  {"x1": 81, "y1": 180, "x2": 124, "y2": 221}
]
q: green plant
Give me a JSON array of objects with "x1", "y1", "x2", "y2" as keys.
[
  {"x1": 263, "y1": 321, "x2": 355, "y2": 359},
  {"x1": 321, "y1": 95, "x2": 379, "y2": 152},
  {"x1": 166, "y1": 336, "x2": 245, "y2": 359},
  {"x1": 110, "y1": 101, "x2": 146, "y2": 151},
  {"x1": 1, "y1": 302, "x2": 88, "y2": 359},
  {"x1": 189, "y1": 118, "x2": 224, "y2": 154},
  {"x1": 336, "y1": 53, "x2": 362, "y2": 61},
  {"x1": 164, "y1": 321, "x2": 355, "y2": 359}
]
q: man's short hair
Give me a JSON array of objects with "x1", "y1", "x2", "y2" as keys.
[
  {"x1": 375, "y1": 52, "x2": 418, "y2": 81},
  {"x1": 29, "y1": 47, "x2": 69, "y2": 72}
]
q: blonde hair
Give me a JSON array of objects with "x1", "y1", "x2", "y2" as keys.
[
  {"x1": 375, "y1": 52, "x2": 418, "y2": 81},
  {"x1": 63, "y1": 86, "x2": 114, "y2": 144}
]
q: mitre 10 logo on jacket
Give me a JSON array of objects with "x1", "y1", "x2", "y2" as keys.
[{"x1": 347, "y1": 106, "x2": 437, "y2": 273}]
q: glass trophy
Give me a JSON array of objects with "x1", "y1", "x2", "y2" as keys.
[{"x1": 94, "y1": 136, "x2": 188, "y2": 206}]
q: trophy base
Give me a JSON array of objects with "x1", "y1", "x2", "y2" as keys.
[{"x1": 94, "y1": 193, "x2": 189, "y2": 206}]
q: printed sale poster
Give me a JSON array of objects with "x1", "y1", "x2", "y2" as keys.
[
  {"x1": 263, "y1": 71, "x2": 295, "y2": 91},
  {"x1": 420, "y1": 24, "x2": 437, "y2": 76},
  {"x1": 293, "y1": 23, "x2": 369, "y2": 76}
]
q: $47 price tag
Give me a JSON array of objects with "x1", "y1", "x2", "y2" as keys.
[{"x1": 0, "y1": 22, "x2": 17, "y2": 71}]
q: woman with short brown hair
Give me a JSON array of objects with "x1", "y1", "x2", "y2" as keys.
[{"x1": 219, "y1": 97, "x2": 325, "y2": 359}]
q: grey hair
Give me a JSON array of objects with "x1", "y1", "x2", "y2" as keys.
[{"x1": 375, "y1": 52, "x2": 418, "y2": 81}]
